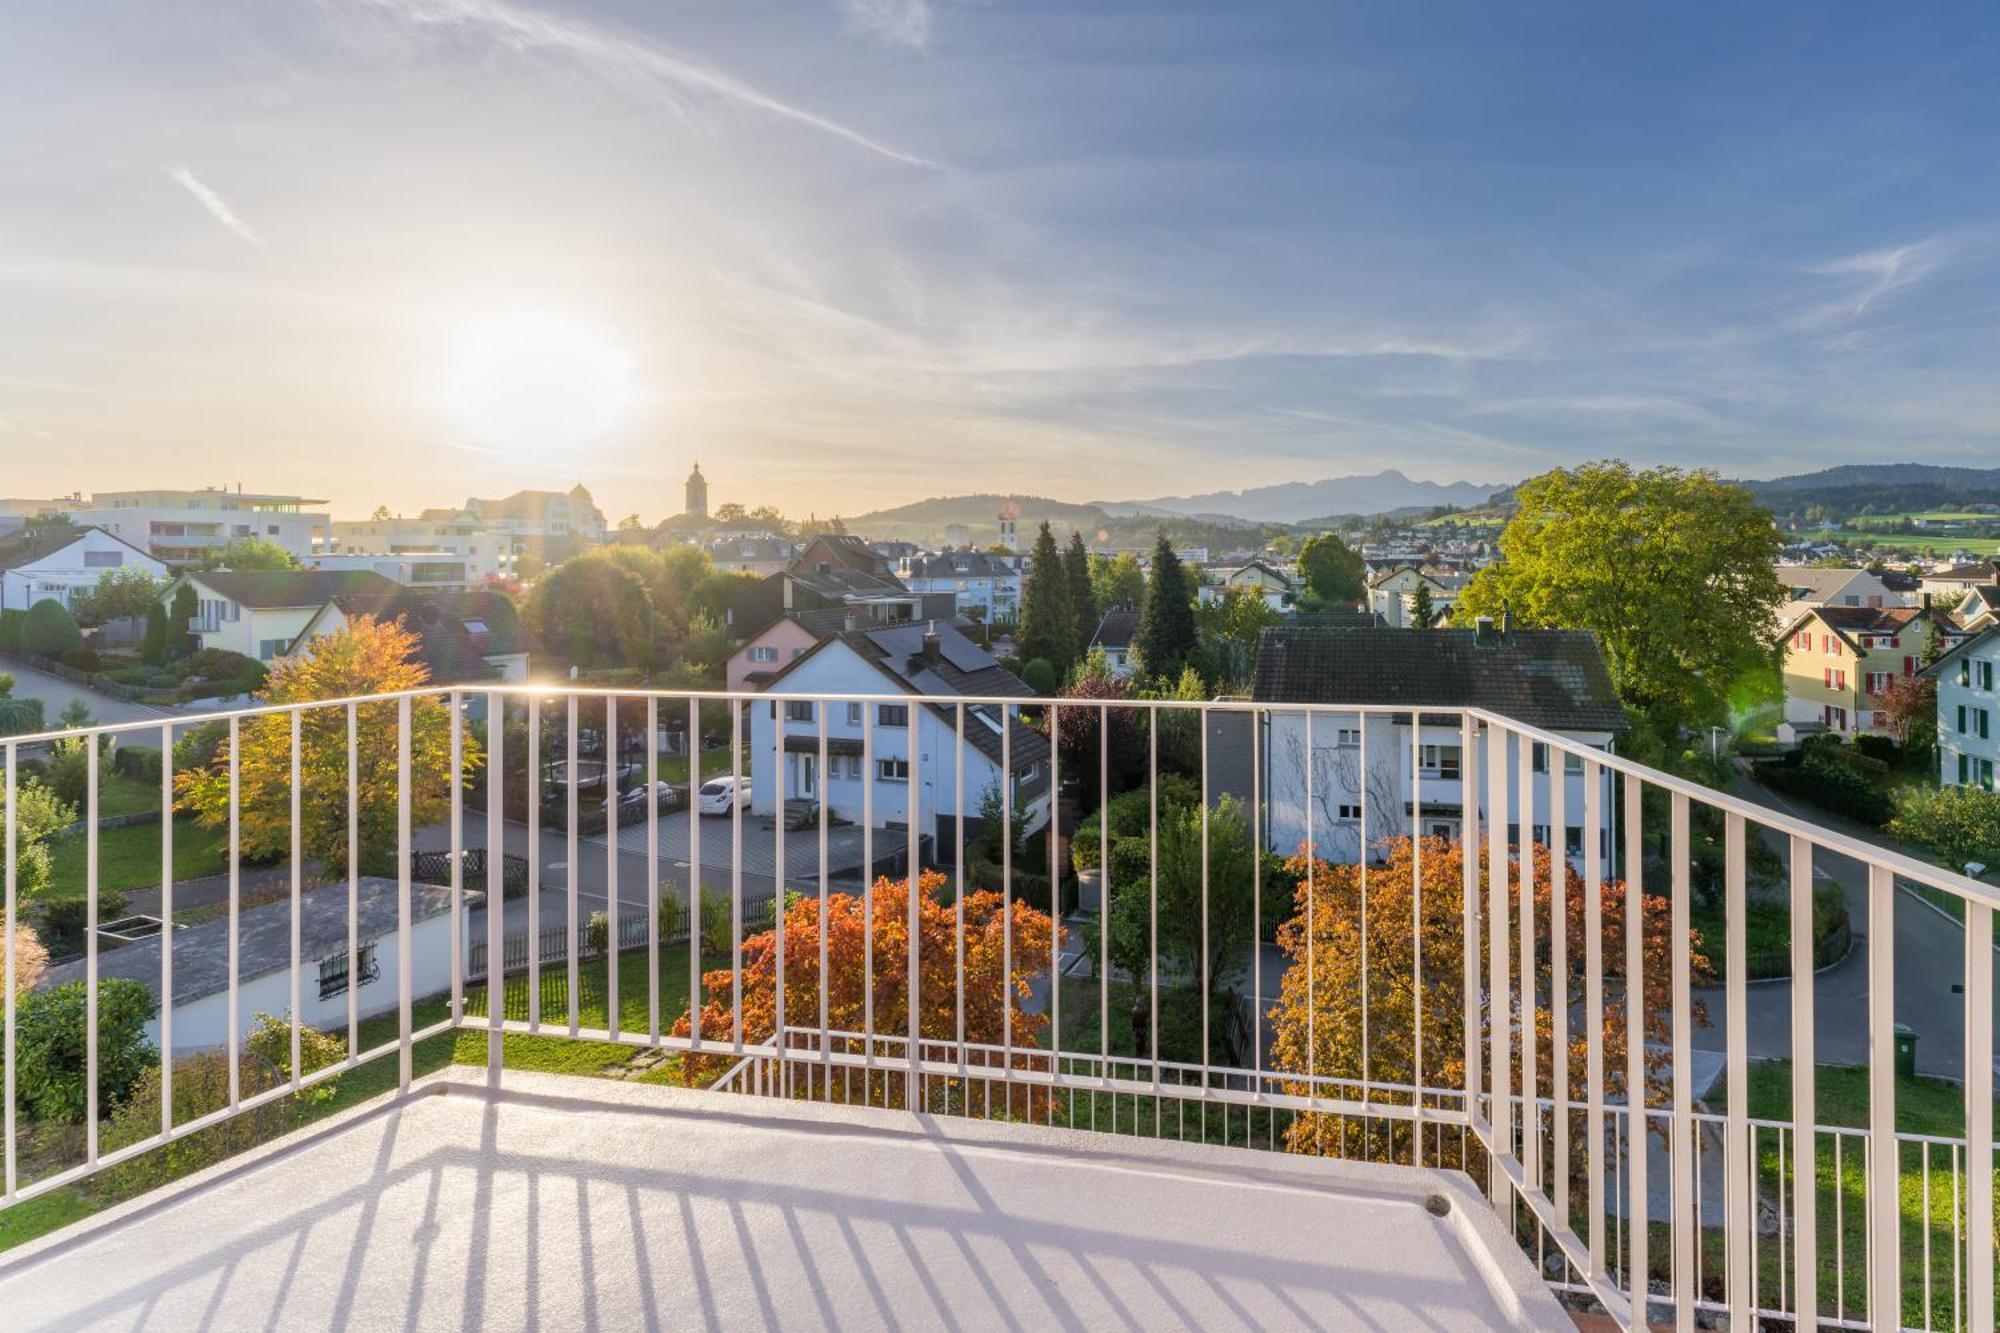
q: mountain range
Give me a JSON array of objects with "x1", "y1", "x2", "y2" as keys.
[{"x1": 1096, "y1": 469, "x2": 1506, "y2": 523}]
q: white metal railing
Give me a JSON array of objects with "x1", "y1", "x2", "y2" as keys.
[{"x1": 2, "y1": 684, "x2": 1997, "y2": 1329}]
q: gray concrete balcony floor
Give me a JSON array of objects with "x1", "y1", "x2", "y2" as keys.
[{"x1": 0, "y1": 1068, "x2": 1564, "y2": 1332}]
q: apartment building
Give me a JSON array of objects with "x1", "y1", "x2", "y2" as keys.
[
  {"x1": 1927, "y1": 626, "x2": 2000, "y2": 791},
  {"x1": 320, "y1": 512, "x2": 508, "y2": 582},
  {"x1": 67, "y1": 488, "x2": 330, "y2": 563},
  {"x1": 1778, "y1": 602, "x2": 1962, "y2": 737}
]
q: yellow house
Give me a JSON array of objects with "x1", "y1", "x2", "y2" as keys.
[{"x1": 1779, "y1": 603, "x2": 1961, "y2": 737}]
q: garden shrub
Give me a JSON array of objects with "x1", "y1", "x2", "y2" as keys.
[
  {"x1": 59, "y1": 647, "x2": 101, "y2": 673},
  {"x1": 0, "y1": 696, "x2": 43, "y2": 737},
  {"x1": 14, "y1": 977, "x2": 158, "y2": 1123},
  {"x1": 0, "y1": 608, "x2": 23, "y2": 651},
  {"x1": 19, "y1": 599, "x2": 84, "y2": 659},
  {"x1": 31, "y1": 892, "x2": 130, "y2": 960}
]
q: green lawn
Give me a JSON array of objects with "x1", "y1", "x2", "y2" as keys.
[
  {"x1": 95, "y1": 772, "x2": 165, "y2": 818},
  {"x1": 0, "y1": 943, "x2": 728, "y2": 1254},
  {"x1": 42, "y1": 817, "x2": 228, "y2": 900},
  {"x1": 1726, "y1": 1059, "x2": 1998, "y2": 1325},
  {"x1": 657, "y1": 746, "x2": 735, "y2": 787}
]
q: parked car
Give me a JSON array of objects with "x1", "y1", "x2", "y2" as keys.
[
  {"x1": 618, "y1": 780, "x2": 684, "y2": 815},
  {"x1": 696, "y1": 775, "x2": 750, "y2": 815}
]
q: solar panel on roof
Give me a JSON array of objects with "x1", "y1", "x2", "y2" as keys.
[{"x1": 940, "y1": 637, "x2": 991, "y2": 672}]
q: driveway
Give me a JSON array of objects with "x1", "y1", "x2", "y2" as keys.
[{"x1": 1, "y1": 658, "x2": 178, "y2": 731}]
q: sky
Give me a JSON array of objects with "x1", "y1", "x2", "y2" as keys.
[{"x1": 2, "y1": 2, "x2": 1998, "y2": 521}]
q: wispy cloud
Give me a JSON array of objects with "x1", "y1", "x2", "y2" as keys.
[
  {"x1": 842, "y1": 0, "x2": 931, "y2": 50},
  {"x1": 1792, "y1": 237, "x2": 1951, "y2": 330},
  {"x1": 362, "y1": 0, "x2": 937, "y2": 168},
  {"x1": 167, "y1": 167, "x2": 261, "y2": 245}
]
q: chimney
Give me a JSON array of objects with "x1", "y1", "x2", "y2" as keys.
[
  {"x1": 922, "y1": 619, "x2": 942, "y2": 665},
  {"x1": 1474, "y1": 615, "x2": 1497, "y2": 646},
  {"x1": 1499, "y1": 600, "x2": 1512, "y2": 640},
  {"x1": 844, "y1": 613, "x2": 863, "y2": 633}
]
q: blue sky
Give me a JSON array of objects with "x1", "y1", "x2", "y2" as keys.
[{"x1": 2, "y1": 1, "x2": 1996, "y2": 518}]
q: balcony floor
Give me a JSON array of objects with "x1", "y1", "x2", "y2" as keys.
[{"x1": 0, "y1": 1067, "x2": 1563, "y2": 1331}]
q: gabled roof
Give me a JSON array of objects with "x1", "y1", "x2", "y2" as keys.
[
  {"x1": 295, "y1": 587, "x2": 521, "y2": 683},
  {"x1": 184, "y1": 569, "x2": 402, "y2": 609},
  {"x1": 1089, "y1": 609, "x2": 1141, "y2": 652},
  {"x1": 1250, "y1": 626, "x2": 1626, "y2": 732},
  {"x1": 0, "y1": 524, "x2": 156, "y2": 572},
  {"x1": 760, "y1": 621, "x2": 1048, "y2": 775},
  {"x1": 1781, "y1": 603, "x2": 1953, "y2": 656},
  {"x1": 903, "y1": 551, "x2": 1017, "y2": 580},
  {"x1": 1922, "y1": 623, "x2": 2000, "y2": 679}
]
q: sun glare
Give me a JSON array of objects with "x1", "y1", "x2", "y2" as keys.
[{"x1": 442, "y1": 313, "x2": 634, "y2": 456}]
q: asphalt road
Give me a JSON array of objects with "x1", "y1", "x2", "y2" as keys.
[{"x1": 1690, "y1": 773, "x2": 2000, "y2": 1083}]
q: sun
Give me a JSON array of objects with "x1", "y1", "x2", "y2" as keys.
[{"x1": 442, "y1": 313, "x2": 634, "y2": 457}]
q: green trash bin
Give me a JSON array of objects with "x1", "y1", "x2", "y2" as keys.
[{"x1": 1895, "y1": 1023, "x2": 1918, "y2": 1079}]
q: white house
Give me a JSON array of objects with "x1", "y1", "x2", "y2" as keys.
[
  {"x1": 1087, "y1": 608, "x2": 1141, "y2": 679},
  {"x1": 1923, "y1": 562, "x2": 2000, "y2": 601},
  {"x1": 1927, "y1": 627, "x2": 2000, "y2": 793},
  {"x1": 898, "y1": 550, "x2": 1023, "y2": 624},
  {"x1": 1367, "y1": 565, "x2": 1470, "y2": 628},
  {"x1": 1248, "y1": 621, "x2": 1625, "y2": 864},
  {"x1": 750, "y1": 621, "x2": 1051, "y2": 849},
  {"x1": 65, "y1": 488, "x2": 331, "y2": 564},
  {"x1": 40, "y1": 879, "x2": 459, "y2": 1054},
  {"x1": 1198, "y1": 560, "x2": 1298, "y2": 612},
  {"x1": 0, "y1": 525, "x2": 168, "y2": 613},
  {"x1": 166, "y1": 569, "x2": 404, "y2": 662}
]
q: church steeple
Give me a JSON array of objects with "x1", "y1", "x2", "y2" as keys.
[{"x1": 685, "y1": 461, "x2": 708, "y2": 519}]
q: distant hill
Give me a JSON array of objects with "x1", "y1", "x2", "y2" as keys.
[
  {"x1": 844, "y1": 494, "x2": 1115, "y2": 544},
  {"x1": 1103, "y1": 469, "x2": 1506, "y2": 523},
  {"x1": 1743, "y1": 464, "x2": 2000, "y2": 518}
]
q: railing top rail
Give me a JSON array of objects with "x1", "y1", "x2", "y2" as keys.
[{"x1": 1468, "y1": 706, "x2": 2000, "y2": 908}]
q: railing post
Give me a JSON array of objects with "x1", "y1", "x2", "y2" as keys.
[
  {"x1": 1866, "y1": 863, "x2": 1899, "y2": 1328},
  {"x1": 1722, "y1": 813, "x2": 1751, "y2": 1327},
  {"x1": 1790, "y1": 835, "x2": 1817, "y2": 1327},
  {"x1": 1623, "y1": 770, "x2": 1647, "y2": 1331},
  {"x1": 1486, "y1": 720, "x2": 1511, "y2": 1203},
  {"x1": 397, "y1": 695, "x2": 412, "y2": 1091},
  {"x1": 1460, "y1": 716, "x2": 1480, "y2": 1138},
  {"x1": 4, "y1": 742, "x2": 16, "y2": 1203},
  {"x1": 1968, "y1": 898, "x2": 1994, "y2": 1333},
  {"x1": 1583, "y1": 757, "x2": 1605, "y2": 1279},
  {"x1": 1668, "y1": 792, "x2": 1693, "y2": 1330},
  {"x1": 487, "y1": 691, "x2": 504, "y2": 1084}
]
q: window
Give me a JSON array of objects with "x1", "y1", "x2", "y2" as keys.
[
  {"x1": 1960, "y1": 705, "x2": 1970, "y2": 734},
  {"x1": 1980, "y1": 709, "x2": 1992, "y2": 741},
  {"x1": 1984, "y1": 759, "x2": 1996, "y2": 792},
  {"x1": 1961, "y1": 661, "x2": 1974, "y2": 688},
  {"x1": 846, "y1": 702, "x2": 863, "y2": 726},
  {"x1": 785, "y1": 701, "x2": 815, "y2": 723},
  {"x1": 257, "y1": 638, "x2": 289, "y2": 660},
  {"x1": 1960, "y1": 752, "x2": 1971, "y2": 784},
  {"x1": 318, "y1": 945, "x2": 379, "y2": 1001},
  {"x1": 878, "y1": 704, "x2": 909, "y2": 727},
  {"x1": 1531, "y1": 743, "x2": 1548, "y2": 774},
  {"x1": 1865, "y1": 671, "x2": 1891, "y2": 696},
  {"x1": 1983, "y1": 661, "x2": 1996, "y2": 692},
  {"x1": 1823, "y1": 668, "x2": 1846, "y2": 691},
  {"x1": 1332, "y1": 727, "x2": 1360, "y2": 748},
  {"x1": 1335, "y1": 803, "x2": 1361, "y2": 821},
  {"x1": 1564, "y1": 826, "x2": 1584, "y2": 855},
  {"x1": 748, "y1": 646, "x2": 777, "y2": 663},
  {"x1": 83, "y1": 550, "x2": 121, "y2": 568},
  {"x1": 1420, "y1": 744, "x2": 1461, "y2": 779},
  {"x1": 878, "y1": 757, "x2": 909, "y2": 782},
  {"x1": 1564, "y1": 750, "x2": 1584, "y2": 773}
]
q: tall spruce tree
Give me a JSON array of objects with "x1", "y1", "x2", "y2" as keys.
[
  {"x1": 1408, "y1": 581, "x2": 1436, "y2": 629},
  {"x1": 1016, "y1": 521, "x2": 1076, "y2": 680},
  {"x1": 1135, "y1": 532, "x2": 1198, "y2": 680},
  {"x1": 1064, "y1": 531, "x2": 1098, "y2": 659}
]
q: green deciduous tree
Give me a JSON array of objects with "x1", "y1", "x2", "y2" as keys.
[
  {"x1": 1297, "y1": 533, "x2": 1367, "y2": 609},
  {"x1": 198, "y1": 536, "x2": 299, "y2": 571},
  {"x1": 524, "y1": 551, "x2": 657, "y2": 669},
  {"x1": 1090, "y1": 552, "x2": 1145, "y2": 610},
  {"x1": 1195, "y1": 587, "x2": 1281, "y2": 689},
  {"x1": 1456, "y1": 461, "x2": 1785, "y2": 731},
  {"x1": 2, "y1": 776, "x2": 75, "y2": 899},
  {"x1": 1016, "y1": 521, "x2": 1077, "y2": 680},
  {"x1": 1134, "y1": 532, "x2": 1197, "y2": 680},
  {"x1": 69, "y1": 567, "x2": 165, "y2": 627},
  {"x1": 1889, "y1": 785, "x2": 2000, "y2": 871},
  {"x1": 175, "y1": 616, "x2": 476, "y2": 874}
]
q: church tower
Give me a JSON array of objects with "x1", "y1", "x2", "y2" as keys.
[{"x1": 685, "y1": 462, "x2": 709, "y2": 519}]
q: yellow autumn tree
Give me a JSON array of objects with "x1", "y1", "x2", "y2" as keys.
[
  {"x1": 175, "y1": 616, "x2": 477, "y2": 874},
  {"x1": 1269, "y1": 835, "x2": 1711, "y2": 1166}
]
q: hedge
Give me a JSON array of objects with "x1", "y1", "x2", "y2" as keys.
[{"x1": 19, "y1": 599, "x2": 84, "y2": 659}]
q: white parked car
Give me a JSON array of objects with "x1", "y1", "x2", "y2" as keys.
[{"x1": 696, "y1": 775, "x2": 750, "y2": 815}]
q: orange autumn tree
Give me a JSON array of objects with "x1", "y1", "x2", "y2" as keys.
[
  {"x1": 176, "y1": 615, "x2": 477, "y2": 875},
  {"x1": 673, "y1": 869, "x2": 1059, "y2": 1112},
  {"x1": 1269, "y1": 835, "x2": 1711, "y2": 1165}
]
